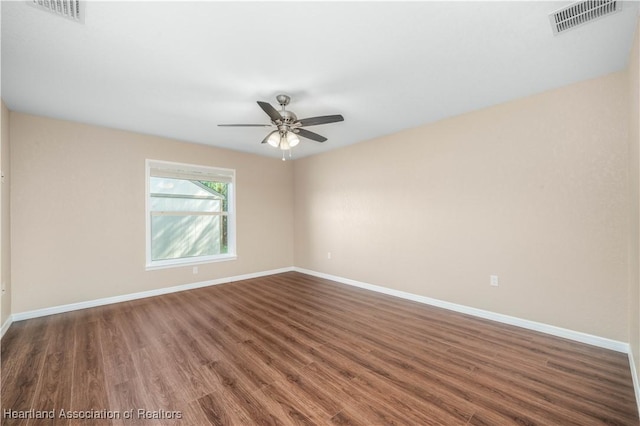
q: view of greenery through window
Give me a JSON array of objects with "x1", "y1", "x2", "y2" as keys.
[{"x1": 199, "y1": 180, "x2": 229, "y2": 252}]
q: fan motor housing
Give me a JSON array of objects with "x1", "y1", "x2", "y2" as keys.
[{"x1": 279, "y1": 110, "x2": 297, "y2": 123}]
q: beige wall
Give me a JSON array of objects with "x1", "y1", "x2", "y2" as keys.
[
  {"x1": 628, "y1": 18, "x2": 640, "y2": 389},
  {"x1": 10, "y1": 113, "x2": 294, "y2": 313},
  {"x1": 1, "y1": 100, "x2": 10, "y2": 326},
  {"x1": 294, "y1": 71, "x2": 630, "y2": 341}
]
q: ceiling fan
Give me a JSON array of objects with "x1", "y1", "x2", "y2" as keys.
[{"x1": 218, "y1": 94, "x2": 344, "y2": 160}]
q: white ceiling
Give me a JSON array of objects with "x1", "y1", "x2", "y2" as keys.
[{"x1": 2, "y1": 1, "x2": 639, "y2": 159}]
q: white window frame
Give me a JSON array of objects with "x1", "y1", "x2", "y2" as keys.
[{"x1": 145, "y1": 159, "x2": 237, "y2": 270}]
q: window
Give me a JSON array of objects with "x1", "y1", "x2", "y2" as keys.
[{"x1": 146, "y1": 160, "x2": 236, "y2": 269}]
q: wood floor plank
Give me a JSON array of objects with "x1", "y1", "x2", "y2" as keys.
[
  {"x1": 196, "y1": 391, "x2": 246, "y2": 426},
  {"x1": 69, "y1": 319, "x2": 111, "y2": 426},
  {"x1": 28, "y1": 315, "x2": 75, "y2": 426},
  {"x1": 202, "y1": 360, "x2": 287, "y2": 425},
  {"x1": 257, "y1": 369, "x2": 343, "y2": 423},
  {"x1": 249, "y1": 387, "x2": 316, "y2": 426},
  {"x1": 129, "y1": 347, "x2": 178, "y2": 412},
  {"x1": 1, "y1": 340, "x2": 49, "y2": 426},
  {"x1": 1, "y1": 316, "x2": 52, "y2": 392},
  {"x1": 2, "y1": 271, "x2": 638, "y2": 425},
  {"x1": 107, "y1": 377, "x2": 149, "y2": 426},
  {"x1": 98, "y1": 311, "x2": 135, "y2": 388}
]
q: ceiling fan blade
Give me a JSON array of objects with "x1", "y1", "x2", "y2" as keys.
[
  {"x1": 261, "y1": 130, "x2": 278, "y2": 144},
  {"x1": 295, "y1": 128, "x2": 327, "y2": 143},
  {"x1": 257, "y1": 101, "x2": 283, "y2": 122},
  {"x1": 218, "y1": 124, "x2": 272, "y2": 127},
  {"x1": 296, "y1": 114, "x2": 344, "y2": 127}
]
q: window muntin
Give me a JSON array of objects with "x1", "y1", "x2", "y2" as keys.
[{"x1": 146, "y1": 160, "x2": 236, "y2": 269}]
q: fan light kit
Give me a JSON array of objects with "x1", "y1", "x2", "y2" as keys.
[{"x1": 219, "y1": 94, "x2": 344, "y2": 161}]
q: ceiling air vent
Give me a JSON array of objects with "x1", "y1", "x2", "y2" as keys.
[
  {"x1": 549, "y1": 0, "x2": 621, "y2": 35},
  {"x1": 26, "y1": 0, "x2": 84, "y2": 24}
]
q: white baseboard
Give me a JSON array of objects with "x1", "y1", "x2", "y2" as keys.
[
  {"x1": 11, "y1": 267, "x2": 294, "y2": 322},
  {"x1": 629, "y1": 349, "x2": 640, "y2": 416},
  {"x1": 1, "y1": 315, "x2": 12, "y2": 338},
  {"x1": 294, "y1": 267, "x2": 629, "y2": 353}
]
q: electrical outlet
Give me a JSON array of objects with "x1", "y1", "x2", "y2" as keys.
[
  {"x1": 490, "y1": 275, "x2": 499, "y2": 287},
  {"x1": 193, "y1": 266, "x2": 198, "y2": 274},
  {"x1": 327, "y1": 252, "x2": 332, "y2": 260}
]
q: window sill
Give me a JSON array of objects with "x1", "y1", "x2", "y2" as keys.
[{"x1": 145, "y1": 254, "x2": 237, "y2": 271}]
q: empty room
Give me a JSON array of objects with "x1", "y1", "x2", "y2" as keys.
[{"x1": 2, "y1": 1, "x2": 640, "y2": 424}]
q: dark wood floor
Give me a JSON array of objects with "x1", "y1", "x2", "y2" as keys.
[{"x1": 1, "y1": 272, "x2": 638, "y2": 425}]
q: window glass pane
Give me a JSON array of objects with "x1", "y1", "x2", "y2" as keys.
[
  {"x1": 150, "y1": 196, "x2": 221, "y2": 213},
  {"x1": 150, "y1": 177, "x2": 227, "y2": 212},
  {"x1": 150, "y1": 177, "x2": 216, "y2": 197},
  {"x1": 151, "y1": 215, "x2": 227, "y2": 261}
]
